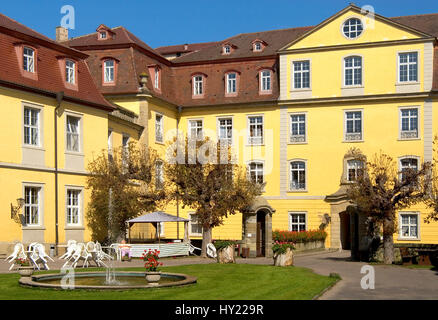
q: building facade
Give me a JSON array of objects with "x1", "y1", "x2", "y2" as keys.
[{"x1": 1, "y1": 4, "x2": 438, "y2": 258}]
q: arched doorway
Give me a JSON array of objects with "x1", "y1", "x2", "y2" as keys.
[
  {"x1": 256, "y1": 211, "x2": 266, "y2": 257},
  {"x1": 340, "y1": 211, "x2": 351, "y2": 250}
]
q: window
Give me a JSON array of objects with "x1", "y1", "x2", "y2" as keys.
[
  {"x1": 400, "y1": 158, "x2": 418, "y2": 182},
  {"x1": 343, "y1": 18, "x2": 363, "y2": 39},
  {"x1": 260, "y1": 70, "x2": 271, "y2": 92},
  {"x1": 289, "y1": 213, "x2": 306, "y2": 232},
  {"x1": 254, "y1": 42, "x2": 262, "y2": 52},
  {"x1": 24, "y1": 187, "x2": 40, "y2": 226},
  {"x1": 345, "y1": 110, "x2": 363, "y2": 141},
  {"x1": 66, "y1": 189, "x2": 80, "y2": 225},
  {"x1": 248, "y1": 116, "x2": 263, "y2": 145},
  {"x1": 65, "y1": 60, "x2": 75, "y2": 84},
  {"x1": 193, "y1": 75, "x2": 203, "y2": 96},
  {"x1": 104, "y1": 60, "x2": 115, "y2": 83},
  {"x1": 226, "y1": 73, "x2": 237, "y2": 94},
  {"x1": 399, "y1": 213, "x2": 419, "y2": 239},
  {"x1": 344, "y1": 56, "x2": 362, "y2": 86},
  {"x1": 154, "y1": 67, "x2": 160, "y2": 89},
  {"x1": 23, "y1": 47, "x2": 35, "y2": 73},
  {"x1": 99, "y1": 31, "x2": 107, "y2": 39},
  {"x1": 293, "y1": 61, "x2": 310, "y2": 89},
  {"x1": 122, "y1": 134, "x2": 130, "y2": 167},
  {"x1": 290, "y1": 161, "x2": 306, "y2": 191},
  {"x1": 249, "y1": 162, "x2": 264, "y2": 184},
  {"x1": 155, "y1": 113, "x2": 164, "y2": 143},
  {"x1": 108, "y1": 129, "x2": 113, "y2": 153},
  {"x1": 347, "y1": 160, "x2": 364, "y2": 182},
  {"x1": 189, "y1": 120, "x2": 203, "y2": 140},
  {"x1": 400, "y1": 108, "x2": 418, "y2": 139},
  {"x1": 66, "y1": 116, "x2": 80, "y2": 152},
  {"x1": 290, "y1": 114, "x2": 306, "y2": 143},
  {"x1": 223, "y1": 45, "x2": 231, "y2": 54},
  {"x1": 24, "y1": 107, "x2": 39, "y2": 146},
  {"x1": 399, "y1": 52, "x2": 418, "y2": 83},
  {"x1": 218, "y1": 118, "x2": 233, "y2": 144},
  {"x1": 155, "y1": 161, "x2": 164, "y2": 190},
  {"x1": 189, "y1": 213, "x2": 203, "y2": 236}
]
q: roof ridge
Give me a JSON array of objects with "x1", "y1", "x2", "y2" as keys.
[{"x1": 390, "y1": 12, "x2": 438, "y2": 19}]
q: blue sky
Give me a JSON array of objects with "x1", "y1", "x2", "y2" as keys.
[{"x1": 1, "y1": 0, "x2": 437, "y2": 48}]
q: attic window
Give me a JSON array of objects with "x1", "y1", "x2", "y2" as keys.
[
  {"x1": 99, "y1": 31, "x2": 107, "y2": 39},
  {"x1": 223, "y1": 45, "x2": 231, "y2": 55},
  {"x1": 254, "y1": 42, "x2": 262, "y2": 52},
  {"x1": 342, "y1": 18, "x2": 363, "y2": 39}
]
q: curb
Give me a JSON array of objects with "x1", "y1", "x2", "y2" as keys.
[{"x1": 312, "y1": 274, "x2": 342, "y2": 300}]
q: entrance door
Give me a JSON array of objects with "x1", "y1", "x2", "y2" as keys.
[
  {"x1": 340, "y1": 212, "x2": 351, "y2": 250},
  {"x1": 256, "y1": 212, "x2": 266, "y2": 257}
]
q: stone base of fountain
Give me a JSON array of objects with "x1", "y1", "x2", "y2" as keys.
[{"x1": 19, "y1": 272, "x2": 197, "y2": 290}]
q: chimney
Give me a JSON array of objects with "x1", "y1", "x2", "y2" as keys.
[{"x1": 56, "y1": 26, "x2": 69, "y2": 42}]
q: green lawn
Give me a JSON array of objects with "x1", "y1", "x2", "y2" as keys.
[{"x1": 0, "y1": 264, "x2": 339, "y2": 300}]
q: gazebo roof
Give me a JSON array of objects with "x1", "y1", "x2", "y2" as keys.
[{"x1": 127, "y1": 211, "x2": 190, "y2": 223}]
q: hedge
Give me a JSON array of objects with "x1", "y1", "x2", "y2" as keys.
[{"x1": 273, "y1": 229, "x2": 327, "y2": 244}]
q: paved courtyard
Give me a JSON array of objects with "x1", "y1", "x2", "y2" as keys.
[{"x1": 1, "y1": 249, "x2": 437, "y2": 299}]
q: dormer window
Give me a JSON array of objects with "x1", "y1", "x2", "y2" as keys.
[
  {"x1": 193, "y1": 75, "x2": 204, "y2": 97},
  {"x1": 102, "y1": 59, "x2": 117, "y2": 85},
  {"x1": 23, "y1": 47, "x2": 35, "y2": 73},
  {"x1": 223, "y1": 45, "x2": 231, "y2": 55},
  {"x1": 254, "y1": 42, "x2": 262, "y2": 52},
  {"x1": 99, "y1": 31, "x2": 107, "y2": 39}
]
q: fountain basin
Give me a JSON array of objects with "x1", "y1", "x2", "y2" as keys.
[{"x1": 19, "y1": 272, "x2": 197, "y2": 290}]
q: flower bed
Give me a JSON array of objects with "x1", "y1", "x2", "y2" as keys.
[{"x1": 273, "y1": 230, "x2": 327, "y2": 252}]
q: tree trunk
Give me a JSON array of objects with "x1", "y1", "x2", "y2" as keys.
[
  {"x1": 201, "y1": 227, "x2": 212, "y2": 258},
  {"x1": 383, "y1": 214, "x2": 394, "y2": 265}
]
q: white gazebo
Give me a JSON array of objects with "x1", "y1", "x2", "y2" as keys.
[{"x1": 123, "y1": 212, "x2": 191, "y2": 258}]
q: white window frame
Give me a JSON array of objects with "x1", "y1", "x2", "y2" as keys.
[
  {"x1": 344, "y1": 109, "x2": 363, "y2": 142},
  {"x1": 289, "y1": 112, "x2": 307, "y2": 144},
  {"x1": 23, "y1": 184, "x2": 43, "y2": 227},
  {"x1": 226, "y1": 73, "x2": 237, "y2": 94},
  {"x1": 248, "y1": 161, "x2": 264, "y2": 185},
  {"x1": 188, "y1": 119, "x2": 204, "y2": 141},
  {"x1": 344, "y1": 56, "x2": 362, "y2": 87},
  {"x1": 66, "y1": 114, "x2": 82, "y2": 153},
  {"x1": 108, "y1": 128, "x2": 113, "y2": 154},
  {"x1": 154, "y1": 67, "x2": 160, "y2": 89},
  {"x1": 247, "y1": 115, "x2": 264, "y2": 145},
  {"x1": 66, "y1": 187, "x2": 82, "y2": 226},
  {"x1": 23, "y1": 47, "x2": 35, "y2": 73},
  {"x1": 342, "y1": 17, "x2": 364, "y2": 39},
  {"x1": 254, "y1": 42, "x2": 262, "y2": 52},
  {"x1": 260, "y1": 70, "x2": 271, "y2": 92},
  {"x1": 289, "y1": 160, "x2": 307, "y2": 192},
  {"x1": 23, "y1": 106, "x2": 40, "y2": 147},
  {"x1": 223, "y1": 45, "x2": 231, "y2": 54},
  {"x1": 155, "y1": 113, "x2": 164, "y2": 143},
  {"x1": 398, "y1": 212, "x2": 420, "y2": 240},
  {"x1": 346, "y1": 159, "x2": 364, "y2": 182},
  {"x1": 65, "y1": 60, "x2": 76, "y2": 84},
  {"x1": 399, "y1": 106, "x2": 420, "y2": 140},
  {"x1": 99, "y1": 31, "x2": 107, "y2": 39},
  {"x1": 292, "y1": 60, "x2": 311, "y2": 90},
  {"x1": 289, "y1": 212, "x2": 307, "y2": 232},
  {"x1": 398, "y1": 52, "x2": 419, "y2": 83},
  {"x1": 189, "y1": 213, "x2": 203, "y2": 236},
  {"x1": 217, "y1": 117, "x2": 233, "y2": 145},
  {"x1": 104, "y1": 60, "x2": 115, "y2": 83},
  {"x1": 399, "y1": 156, "x2": 420, "y2": 182},
  {"x1": 193, "y1": 75, "x2": 204, "y2": 96}
]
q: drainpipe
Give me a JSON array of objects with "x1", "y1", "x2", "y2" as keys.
[
  {"x1": 54, "y1": 91, "x2": 64, "y2": 256},
  {"x1": 176, "y1": 106, "x2": 182, "y2": 239}
]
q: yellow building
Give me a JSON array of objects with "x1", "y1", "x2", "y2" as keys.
[{"x1": 2, "y1": 4, "x2": 438, "y2": 259}]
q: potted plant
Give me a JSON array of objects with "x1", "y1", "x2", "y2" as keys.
[
  {"x1": 142, "y1": 249, "x2": 163, "y2": 285},
  {"x1": 16, "y1": 258, "x2": 34, "y2": 277},
  {"x1": 214, "y1": 240, "x2": 236, "y2": 264},
  {"x1": 273, "y1": 241, "x2": 295, "y2": 267}
]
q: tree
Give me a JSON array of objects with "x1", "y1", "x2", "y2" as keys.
[
  {"x1": 165, "y1": 137, "x2": 263, "y2": 257},
  {"x1": 346, "y1": 148, "x2": 431, "y2": 264},
  {"x1": 86, "y1": 143, "x2": 166, "y2": 244}
]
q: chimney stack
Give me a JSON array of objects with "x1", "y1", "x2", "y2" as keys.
[{"x1": 56, "y1": 26, "x2": 69, "y2": 42}]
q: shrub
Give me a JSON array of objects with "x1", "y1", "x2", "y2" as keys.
[
  {"x1": 273, "y1": 229, "x2": 327, "y2": 244},
  {"x1": 272, "y1": 242, "x2": 295, "y2": 255},
  {"x1": 213, "y1": 240, "x2": 236, "y2": 251}
]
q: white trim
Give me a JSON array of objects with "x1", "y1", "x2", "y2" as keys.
[
  {"x1": 22, "y1": 102, "x2": 44, "y2": 149},
  {"x1": 246, "y1": 114, "x2": 264, "y2": 145},
  {"x1": 155, "y1": 112, "x2": 164, "y2": 144},
  {"x1": 342, "y1": 55, "x2": 363, "y2": 87},
  {"x1": 188, "y1": 212, "x2": 203, "y2": 237},
  {"x1": 398, "y1": 106, "x2": 420, "y2": 140},
  {"x1": 340, "y1": 16, "x2": 366, "y2": 41},
  {"x1": 187, "y1": 118, "x2": 204, "y2": 140},
  {"x1": 246, "y1": 159, "x2": 265, "y2": 187},
  {"x1": 288, "y1": 159, "x2": 308, "y2": 192},
  {"x1": 343, "y1": 108, "x2": 364, "y2": 142},
  {"x1": 291, "y1": 59, "x2": 311, "y2": 91},
  {"x1": 22, "y1": 182, "x2": 44, "y2": 228},
  {"x1": 398, "y1": 211, "x2": 421, "y2": 241},
  {"x1": 217, "y1": 116, "x2": 234, "y2": 145},
  {"x1": 65, "y1": 186, "x2": 84, "y2": 227},
  {"x1": 397, "y1": 50, "x2": 420, "y2": 85},
  {"x1": 289, "y1": 112, "x2": 307, "y2": 144},
  {"x1": 192, "y1": 75, "x2": 204, "y2": 96},
  {"x1": 288, "y1": 211, "x2": 308, "y2": 232},
  {"x1": 65, "y1": 111, "x2": 83, "y2": 153}
]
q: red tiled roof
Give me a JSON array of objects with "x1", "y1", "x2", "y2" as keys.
[
  {"x1": 0, "y1": 12, "x2": 114, "y2": 110},
  {"x1": 155, "y1": 41, "x2": 219, "y2": 55}
]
